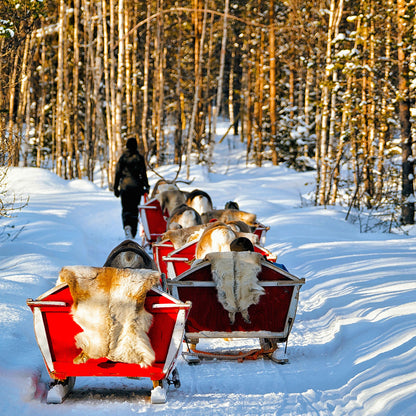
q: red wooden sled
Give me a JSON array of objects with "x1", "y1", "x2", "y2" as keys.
[
  {"x1": 166, "y1": 257, "x2": 304, "y2": 362},
  {"x1": 139, "y1": 195, "x2": 167, "y2": 245},
  {"x1": 27, "y1": 283, "x2": 191, "y2": 404},
  {"x1": 153, "y1": 239, "x2": 278, "y2": 280}
]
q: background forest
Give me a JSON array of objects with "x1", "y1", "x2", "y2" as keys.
[{"x1": 0, "y1": 0, "x2": 415, "y2": 225}]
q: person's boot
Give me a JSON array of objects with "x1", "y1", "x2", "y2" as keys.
[{"x1": 124, "y1": 225, "x2": 133, "y2": 239}]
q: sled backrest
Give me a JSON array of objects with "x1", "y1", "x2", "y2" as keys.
[{"x1": 139, "y1": 197, "x2": 167, "y2": 243}]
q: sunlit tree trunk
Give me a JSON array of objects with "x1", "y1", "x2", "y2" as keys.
[
  {"x1": 398, "y1": 0, "x2": 415, "y2": 224},
  {"x1": 254, "y1": 28, "x2": 265, "y2": 167},
  {"x1": 375, "y1": 0, "x2": 393, "y2": 198},
  {"x1": 115, "y1": 0, "x2": 125, "y2": 156},
  {"x1": 141, "y1": 3, "x2": 151, "y2": 155},
  {"x1": 36, "y1": 24, "x2": 47, "y2": 168},
  {"x1": 103, "y1": 0, "x2": 115, "y2": 185},
  {"x1": 205, "y1": 13, "x2": 215, "y2": 170},
  {"x1": 228, "y1": 47, "x2": 235, "y2": 130},
  {"x1": 15, "y1": 35, "x2": 31, "y2": 166},
  {"x1": 108, "y1": 0, "x2": 118, "y2": 184},
  {"x1": 186, "y1": 1, "x2": 208, "y2": 179},
  {"x1": 269, "y1": 0, "x2": 278, "y2": 165},
  {"x1": 212, "y1": 0, "x2": 229, "y2": 134},
  {"x1": 124, "y1": 4, "x2": 132, "y2": 133},
  {"x1": 318, "y1": 0, "x2": 343, "y2": 205},
  {"x1": 55, "y1": 0, "x2": 66, "y2": 177}
]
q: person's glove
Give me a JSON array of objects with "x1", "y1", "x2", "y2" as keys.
[{"x1": 114, "y1": 189, "x2": 120, "y2": 198}]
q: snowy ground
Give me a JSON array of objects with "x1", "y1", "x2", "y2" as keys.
[{"x1": 1, "y1": 130, "x2": 416, "y2": 415}]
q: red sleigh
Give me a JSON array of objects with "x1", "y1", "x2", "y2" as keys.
[
  {"x1": 27, "y1": 281, "x2": 191, "y2": 404},
  {"x1": 166, "y1": 256, "x2": 304, "y2": 362}
]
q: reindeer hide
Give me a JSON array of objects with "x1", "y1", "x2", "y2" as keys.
[
  {"x1": 195, "y1": 223, "x2": 237, "y2": 259},
  {"x1": 162, "y1": 224, "x2": 207, "y2": 249},
  {"x1": 59, "y1": 266, "x2": 160, "y2": 367},
  {"x1": 205, "y1": 252, "x2": 265, "y2": 324},
  {"x1": 156, "y1": 190, "x2": 186, "y2": 216}
]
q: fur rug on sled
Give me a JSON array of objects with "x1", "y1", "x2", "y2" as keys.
[
  {"x1": 204, "y1": 251, "x2": 265, "y2": 325},
  {"x1": 59, "y1": 266, "x2": 160, "y2": 367}
]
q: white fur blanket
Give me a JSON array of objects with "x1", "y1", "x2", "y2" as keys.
[
  {"x1": 59, "y1": 266, "x2": 160, "y2": 367},
  {"x1": 205, "y1": 252, "x2": 265, "y2": 324}
]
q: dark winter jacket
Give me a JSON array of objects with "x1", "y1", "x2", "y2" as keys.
[{"x1": 114, "y1": 141, "x2": 149, "y2": 195}]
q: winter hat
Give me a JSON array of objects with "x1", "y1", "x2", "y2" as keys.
[{"x1": 126, "y1": 137, "x2": 138, "y2": 151}]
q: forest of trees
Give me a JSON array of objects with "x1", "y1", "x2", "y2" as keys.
[{"x1": 0, "y1": 0, "x2": 415, "y2": 224}]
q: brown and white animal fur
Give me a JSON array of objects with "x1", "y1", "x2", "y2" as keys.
[
  {"x1": 156, "y1": 188, "x2": 187, "y2": 216},
  {"x1": 150, "y1": 180, "x2": 178, "y2": 198},
  {"x1": 185, "y1": 189, "x2": 213, "y2": 215},
  {"x1": 166, "y1": 204, "x2": 202, "y2": 230},
  {"x1": 59, "y1": 266, "x2": 160, "y2": 367},
  {"x1": 226, "y1": 220, "x2": 254, "y2": 233},
  {"x1": 205, "y1": 251, "x2": 265, "y2": 324},
  {"x1": 201, "y1": 209, "x2": 258, "y2": 229},
  {"x1": 162, "y1": 224, "x2": 208, "y2": 249},
  {"x1": 195, "y1": 222, "x2": 258, "y2": 259}
]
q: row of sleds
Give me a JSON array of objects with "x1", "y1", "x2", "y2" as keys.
[{"x1": 27, "y1": 183, "x2": 305, "y2": 404}]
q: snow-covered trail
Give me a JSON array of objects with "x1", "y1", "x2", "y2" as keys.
[{"x1": 1, "y1": 137, "x2": 416, "y2": 415}]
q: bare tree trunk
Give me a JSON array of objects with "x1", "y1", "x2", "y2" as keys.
[
  {"x1": 15, "y1": 35, "x2": 31, "y2": 166},
  {"x1": 124, "y1": 4, "x2": 132, "y2": 133},
  {"x1": 83, "y1": 0, "x2": 93, "y2": 179},
  {"x1": 72, "y1": 0, "x2": 81, "y2": 178},
  {"x1": 398, "y1": 0, "x2": 415, "y2": 224},
  {"x1": 303, "y1": 62, "x2": 313, "y2": 156},
  {"x1": 108, "y1": 0, "x2": 118, "y2": 184},
  {"x1": 152, "y1": 0, "x2": 164, "y2": 165},
  {"x1": 94, "y1": 0, "x2": 105, "y2": 180},
  {"x1": 141, "y1": 3, "x2": 151, "y2": 155},
  {"x1": 269, "y1": 0, "x2": 278, "y2": 165},
  {"x1": 254, "y1": 28, "x2": 264, "y2": 167},
  {"x1": 318, "y1": 0, "x2": 343, "y2": 205},
  {"x1": 375, "y1": 0, "x2": 393, "y2": 198},
  {"x1": 115, "y1": 0, "x2": 125, "y2": 156},
  {"x1": 205, "y1": 12, "x2": 215, "y2": 170},
  {"x1": 175, "y1": 14, "x2": 184, "y2": 165},
  {"x1": 36, "y1": 24, "x2": 47, "y2": 168},
  {"x1": 186, "y1": 1, "x2": 208, "y2": 179},
  {"x1": 63, "y1": 21, "x2": 71, "y2": 179},
  {"x1": 228, "y1": 47, "x2": 235, "y2": 130},
  {"x1": 131, "y1": 0, "x2": 139, "y2": 141},
  {"x1": 55, "y1": 0, "x2": 66, "y2": 177},
  {"x1": 103, "y1": 0, "x2": 115, "y2": 185},
  {"x1": 212, "y1": 0, "x2": 229, "y2": 134}
]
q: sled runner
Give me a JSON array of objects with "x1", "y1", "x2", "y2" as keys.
[
  {"x1": 27, "y1": 274, "x2": 191, "y2": 404},
  {"x1": 166, "y1": 253, "x2": 304, "y2": 362}
]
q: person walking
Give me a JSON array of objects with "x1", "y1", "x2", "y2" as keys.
[{"x1": 113, "y1": 137, "x2": 150, "y2": 239}]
